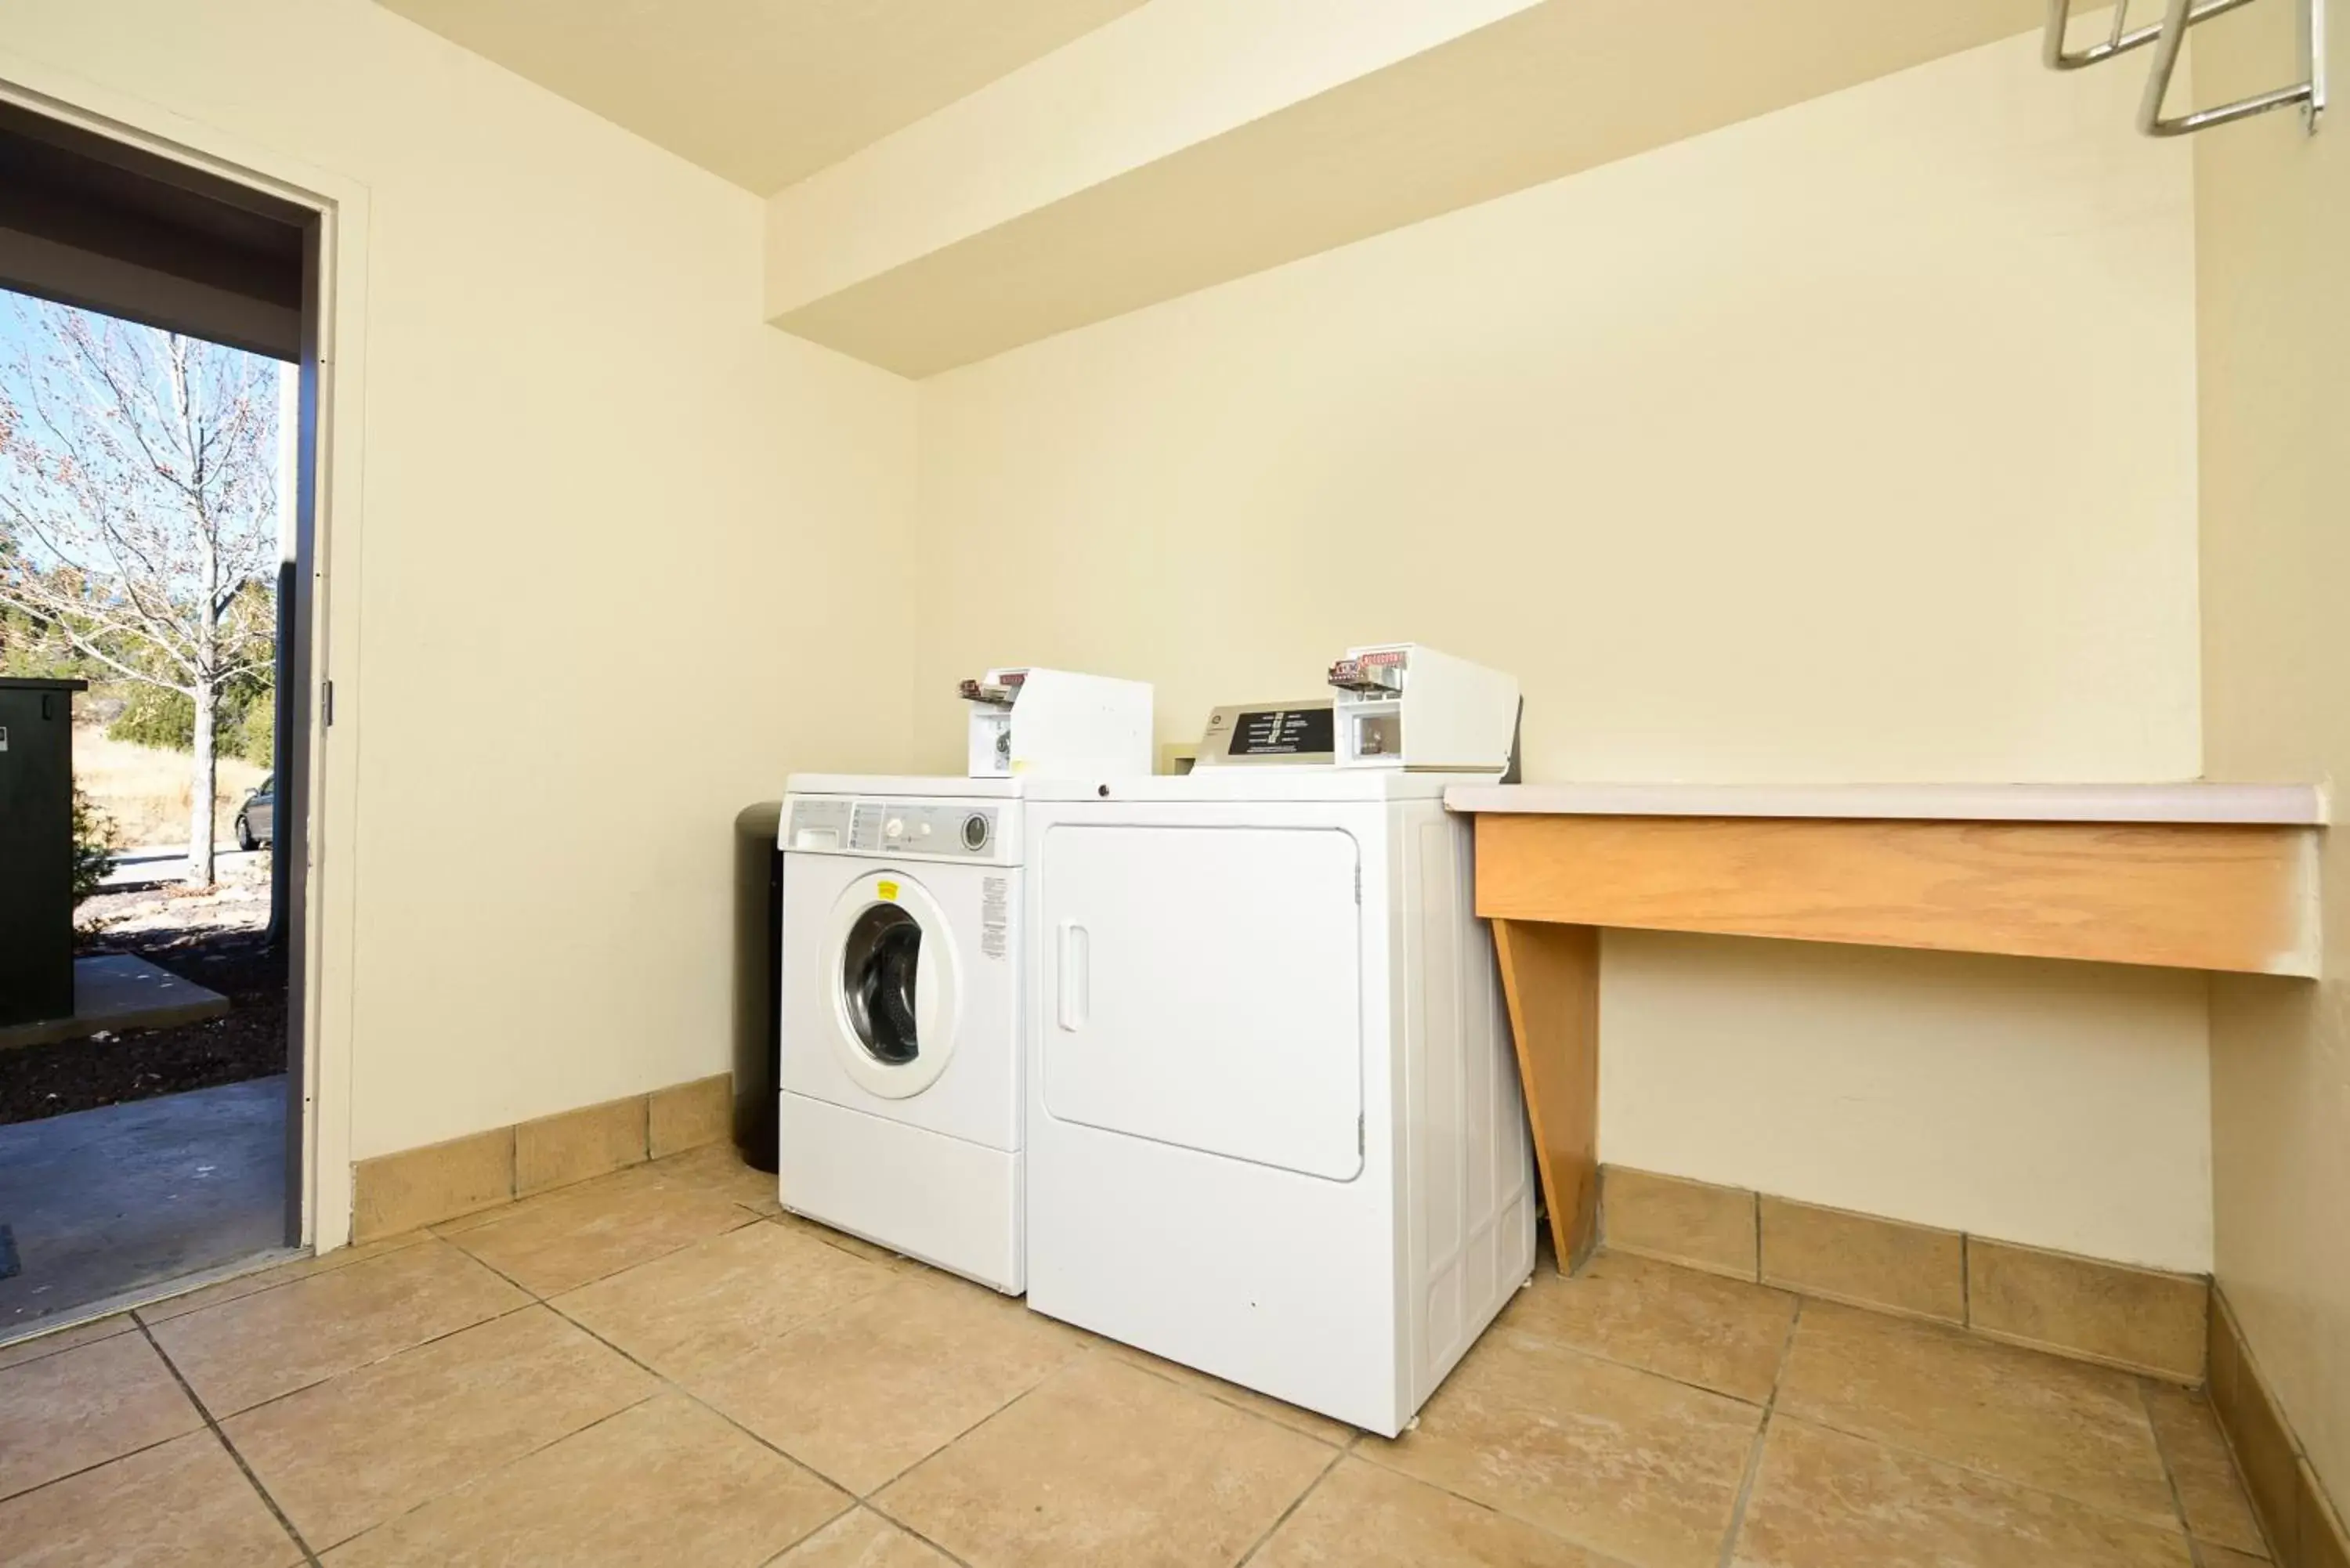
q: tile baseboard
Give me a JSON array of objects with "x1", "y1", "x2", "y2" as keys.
[
  {"x1": 648, "y1": 1072, "x2": 733, "y2": 1158},
  {"x1": 1758, "y1": 1192, "x2": 1965, "y2": 1326},
  {"x1": 352, "y1": 1074, "x2": 734, "y2": 1241},
  {"x1": 1966, "y1": 1235, "x2": 2205, "y2": 1383},
  {"x1": 516, "y1": 1097, "x2": 649, "y2": 1197},
  {"x1": 1600, "y1": 1167, "x2": 1756, "y2": 1280},
  {"x1": 1600, "y1": 1164, "x2": 2206, "y2": 1382},
  {"x1": 2207, "y1": 1289, "x2": 2350, "y2": 1568}
]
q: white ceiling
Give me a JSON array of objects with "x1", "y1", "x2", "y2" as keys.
[{"x1": 376, "y1": 0, "x2": 1152, "y2": 194}]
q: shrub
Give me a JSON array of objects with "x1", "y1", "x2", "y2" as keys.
[
  {"x1": 103, "y1": 678, "x2": 276, "y2": 764},
  {"x1": 70, "y1": 785, "x2": 119, "y2": 905},
  {"x1": 235, "y1": 688, "x2": 274, "y2": 767},
  {"x1": 107, "y1": 682, "x2": 195, "y2": 750}
]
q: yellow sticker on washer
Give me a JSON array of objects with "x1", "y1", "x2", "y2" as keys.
[{"x1": 876, "y1": 880, "x2": 899, "y2": 901}]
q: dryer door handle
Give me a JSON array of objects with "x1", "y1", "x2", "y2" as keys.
[{"x1": 1057, "y1": 920, "x2": 1090, "y2": 1031}]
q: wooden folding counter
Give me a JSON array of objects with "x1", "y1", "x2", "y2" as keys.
[{"x1": 1441, "y1": 782, "x2": 2329, "y2": 1271}]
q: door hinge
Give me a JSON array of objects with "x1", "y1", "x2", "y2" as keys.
[{"x1": 322, "y1": 678, "x2": 335, "y2": 728}]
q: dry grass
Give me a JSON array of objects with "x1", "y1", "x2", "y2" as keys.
[{"x1": 73, "y1": 724, "x2": 268, "y2": 850}]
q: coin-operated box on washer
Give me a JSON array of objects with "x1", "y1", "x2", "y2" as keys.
[
  {"x1": 960, "y1": 667, "x2": 1153, "y2": 779},
  {"x1": 1325, "y1": 644, "x2": 1520, "y2": 774}
]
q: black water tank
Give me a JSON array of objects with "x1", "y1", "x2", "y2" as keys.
[
  {"x1": 732, "y1": 801, "x2": 783, "y2": 1172},
  {"x1": 0, "y1": 678, "x2": 88, "y2": 1027}
]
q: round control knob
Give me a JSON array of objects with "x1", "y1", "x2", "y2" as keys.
[
  {"x1": 961, "y1": 813, "x2": 990, "y2": 851},
  {"x1": 884, "y1": 818, "x2": 904, "y2": 837},
  {"x1": 917, "y1": 821, "x2": 932, "y2": 837}
]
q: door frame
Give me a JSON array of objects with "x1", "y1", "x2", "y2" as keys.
[{"x1": 0, "y1": 59, "x2": 374, "y2": 1252}]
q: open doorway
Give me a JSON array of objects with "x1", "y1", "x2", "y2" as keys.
[{"x1": 0, "y1": 101, "x2": 318, "y2": 1338}]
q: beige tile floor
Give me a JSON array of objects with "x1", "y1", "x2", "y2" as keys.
[{"x1": 0, "y1": 1143, "x2": 2275, "y2": 1567}]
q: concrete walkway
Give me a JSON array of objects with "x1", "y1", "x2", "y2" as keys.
[
  {"x1": 0, "y1": 953, "x2": 230, "y2": 1050},
  {"x1": 0, "y1": 1076, "x2": 286, "y2": 1333},
  {"x1": 100, "y1": 844, "x2": 266, "y2": 889}
]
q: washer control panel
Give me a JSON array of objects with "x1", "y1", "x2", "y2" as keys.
[{"x1": 784, "y1": 797, "x2": 1013, "y2": 864}]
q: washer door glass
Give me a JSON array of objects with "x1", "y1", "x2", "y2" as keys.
[
  {"x1": 822, "y1": 871, "x2": 960, "y2": 1100},
  {"x1": 841, "y1": 903, "x2": 922, "y2": 1066}
]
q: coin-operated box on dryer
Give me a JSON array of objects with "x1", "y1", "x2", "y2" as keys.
[
  {"x1": 960, "y1": 667, "x2": 1152, "y2": 779},
  {"x1": 1326, "y1": 644, "x2": 1520, "y2": 773}
]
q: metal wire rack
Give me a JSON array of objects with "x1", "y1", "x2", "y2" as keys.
[{"x1": 2044, "y1": 0, "x2": 2325, "y2": 135}]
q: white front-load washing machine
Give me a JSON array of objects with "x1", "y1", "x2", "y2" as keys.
[
  {"x1": 779, "y1": 774, "x2": 1025, "y2": 1292},
  {"x1": 1021, "y1": 768, "x2": 1535, "y2": 1434}
]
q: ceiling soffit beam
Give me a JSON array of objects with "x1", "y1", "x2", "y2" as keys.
[
  {"x1": 765, "y1": 0, "x2": 1542, "y2": 327},
  {"x1": 765, "y1": 0, "x2": 2044, "y2": 378}
]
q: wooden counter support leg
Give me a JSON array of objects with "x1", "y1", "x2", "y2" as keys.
[{"x1": 1491, "y1": 919, "x2": 1600, "y2": 1274}]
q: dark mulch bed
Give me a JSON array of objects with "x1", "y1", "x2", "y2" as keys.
[{"x1": 0, "y1": 929, "x2": 287, "y2": 1127}]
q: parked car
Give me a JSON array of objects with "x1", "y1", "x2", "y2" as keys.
[{"x1": 235, "y1": 775, "x2": 274, "y2": 851}]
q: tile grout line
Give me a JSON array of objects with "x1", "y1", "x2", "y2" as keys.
[
  {"x1": 1960, "y1": 1231, "x2": 1972, "y2": 1328},
  {"x1": 1231, "y1": 1437, "x2": 1350, "y2": 1566},
  {"x1": 340, "y1": 1231, "x2": 879, "y2": 1559},
  {"x1": 131, "y1": 1232, "x2": 437, "y2": 1331},
  {"x1": 761, "y1": 1205, "x2": 920, "y2": 1270},
  {"x1": 1715, "y1": 1295, "x2": 1804, "y2": 1568},
  {"x1": 2135, "y1": 1375, "x2": 2207, "y2": 1553},
  {"x1": 407, "y1": 1151, "x2": 663, "y2": 1241},
  {"x1": 0, "y1": 1244, "x2": 315, "y2": 1356},
  {"x1": 1102, "y1": 1346, "x2": 1360, "y2": 1449},
  {"x1": 431, "y1": 1185, "x2": 765, "y2": 1301},
  {"x1": 11, "y1": 1160, "x2": 837, "y2": 1563},
  {"x1": 2198, "y1": 1299, "x2": 2290, "y2": 1566},
  {"x1": 854, "y1": 1338, "x2": 1100, "y2": 1500},
  {"x1": 416, "y1": 1146, "x2": 737, "y2": 1245},
  {"x1": 855, "y1": 1498, "x2": 987, "y2": 1568},
  {"x1": 2206, "y1": 1435, "x2": 2286, "y2": 1566},
  {"x1": 1764, "y1": 1281, "x2": 2204, "y2": 1539},
  {"x1": 195, "y1": 1294, "x2": 548, "y2": 1426},
  {"x1": 174, "y1": 1248, "x2": 407, "y2": 1317},
  {"x1": 0, "y1": 1425, "x2": 215, "y2": 1509},
  {"x1": 1464, "y1": 1314, "x2": 1780, "y2": 1414},
  {"x1": 749, "y1": 1503, "x2": 983, "y2": 1568},
  {"x1": 1622, "y1": 1235, "x2": 2189, "y2": 1386},
  {"x1": 309, "y1": 1387, "x2": 671, "y2": 1556},
  {"x1": 1782, "y1": 1398, "x2": 2197, "y2": 1537},
  {"x1": 193, "y1": 1180, "x2": 775, "y2": 1556},
  {"x1": 135, "y1": 1317, "x2": 324, "y2": 1568},
  {"x1": 0, "y1": 1319, "x2": 138, "y2": 1374},
  {"x1": 476, "y1": 1233, "x2": 1001, "y2": 1551},
  {"x1": 429, "y1": 1158, "x2": 1349, "y2": 1535},
  {"x1": 1346, "y1": 1300, "x2": 1791, "y2": 1541}
]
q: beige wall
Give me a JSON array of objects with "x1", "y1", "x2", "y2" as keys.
[
  {"x1": 5, "y1": 3, "x2": 2237, "y2": 1285},
  {"x1": 2194, "y1": 1, "x2": 2350, "y2": 1502},
  {"x1": 2, "y1": 3, "x2": 921, "y2": 1183},
  {"x1": 1602, "y1": 933, "x2": 2211, "y2": 1269},
  {"x1": 914, "y1": 31, "x2": 2214, "y2": 1266}
]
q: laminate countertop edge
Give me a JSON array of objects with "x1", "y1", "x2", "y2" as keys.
[{"x1": 1441, "y1": 782, "x2": 2330, "y2": 826}]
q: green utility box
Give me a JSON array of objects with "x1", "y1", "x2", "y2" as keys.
[{"x1": 0, "y1": 677, "x2": 89, "y2": 1028}]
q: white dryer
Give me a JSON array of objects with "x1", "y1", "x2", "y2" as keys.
[
  {"x1": 1021, "y1": 769, "x2": 1536, "y2": 1436},
  {"x1": 779, "y1": 775, "x2": 1025, "y2": 1292}
]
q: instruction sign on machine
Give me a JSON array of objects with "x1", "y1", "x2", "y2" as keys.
[
  {"x1": 1193, "y1": 701, "x2": 1336, "y2": 767},
  {"x1": 1189, "y1": 644, "x2": 1519, "y2": 775}
]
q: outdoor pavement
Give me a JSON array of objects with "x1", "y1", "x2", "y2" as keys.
[
  {"x1": 0, "y1": 1076, "x2": 286, "y2": 1334},
  {"x1": 99, "y1": 845, "x2": 266, "y2": 890},
  {"x1": 0, "y1": 954, "x2": 230, "y2": 1051}
]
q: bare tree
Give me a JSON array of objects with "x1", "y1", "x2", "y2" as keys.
[{"x1": 0, "y1": 299, "x2": 279, "y2": 886}]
